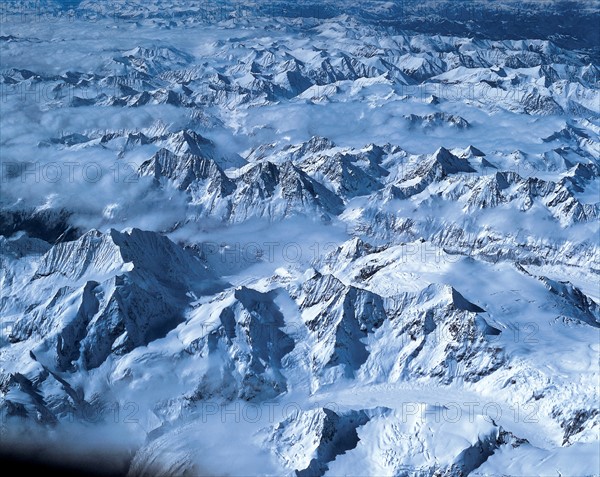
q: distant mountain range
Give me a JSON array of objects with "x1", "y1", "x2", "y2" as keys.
[{"x1": 1, "y1": 1, "x2": 599, "y2": 476}]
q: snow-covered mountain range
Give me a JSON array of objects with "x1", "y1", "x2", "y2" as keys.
[{"x1": 1, "y1": 1, "x2": 598, "y2": 475}]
